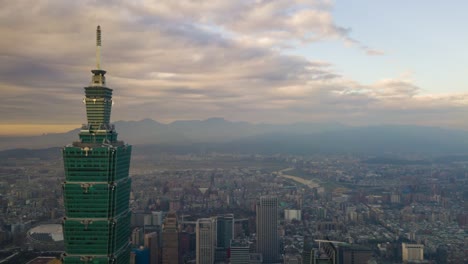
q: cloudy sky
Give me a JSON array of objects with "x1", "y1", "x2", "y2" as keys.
[{"x1": 1, "y1": 0, "x2": 468, "y2": 135}]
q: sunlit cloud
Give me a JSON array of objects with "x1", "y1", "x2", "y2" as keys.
[{"x1": 0, "y1": 0, "x2": 467, "y2": 134}]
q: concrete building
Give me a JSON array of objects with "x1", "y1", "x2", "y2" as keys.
[
  {"x1": 284, "y1": 209, "x2": 302, "y2": 222},
  {"x1": 162, "y1": 212, "x2": 179, "y2": 264},
  {"x1": 402, "y1": 243, "x2": 424, "y2": 263},
  {"x1": 230, "y1": 239, "x2": 250, "y2": 264},
  {"x1": 144, "y1": 232, "x2": 159, "y2": 264}
]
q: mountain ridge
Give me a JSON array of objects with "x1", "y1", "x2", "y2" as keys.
[{"x1": 1, "y1": 118, "x2": 468, "y2": 154}]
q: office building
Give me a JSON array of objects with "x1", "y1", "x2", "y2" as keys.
[
  {"x1": 61, "y1": 26, "x2": 132, "y2": 263},
  {"x1": 230, "y1": 239, "x2": 250, "y2": 264},
  {"x1": 215, "y1": 214, "x2": 234, "y2": 262},
  {"x1": 162, "y1": 212, "x2": 179, "y2": 264},
  {"x1": 145, "y1": 232, "x2": 159, "y2": 264},
  {"x1": 196, "y1": 218, "x2": 216, "y2": 264},
  {"x1": 216, "y1": 214, "x2": 234, "y2": 249},
  {"x1": 256, "y1": 196, "x2": 279, "y2": 263}
]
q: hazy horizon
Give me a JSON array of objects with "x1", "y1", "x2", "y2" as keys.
[{"x1": 3, "y1": 116, "x2": 468, "y2": 137}]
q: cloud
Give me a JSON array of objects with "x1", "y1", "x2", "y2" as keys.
[
  {"x1": 365, "y1": 49, "x2": 385, "y2": 56},
  {"x1": 0, "y1": 0, "x2": 466, "y2": 130}
]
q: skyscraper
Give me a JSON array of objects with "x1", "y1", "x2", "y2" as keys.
[
  {"x1": 61, "y1": 26, "x2": 132, "y2": 264},
  {"x1": 216, "y1": 214, "x2": 234, "y2": 249},
  {"x1": 162, "y1": 212, "x2": 179, "y2": 264},
  {"x1": 256, "y1": 196, "x2": 279, "y2": 263},
  {"x1": 144, "y1": 232, "x2": 159, "y2": 264},
  {"x1": 196, "y1": 218, "x2": 216, "y2": 264},
  {"x1": 215, "y1": 214, "x2": 234, "y2": 262}
]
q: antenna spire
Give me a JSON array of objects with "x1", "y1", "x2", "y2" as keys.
[{"x1": 96, "y1": 25, "x2": 102, "y2": 69}]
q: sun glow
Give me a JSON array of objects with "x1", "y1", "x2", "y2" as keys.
[{"x1": 0, "y1": 124, "x2": 79, "y2": 136}]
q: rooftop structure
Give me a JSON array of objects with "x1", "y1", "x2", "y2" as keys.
[{"x1": 27, "y1": 224, "x2": 64, "y2": 251}]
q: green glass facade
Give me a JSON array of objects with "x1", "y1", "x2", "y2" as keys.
[{"x1": 62, "y1": 66, "x2": 132, "y2": 263}]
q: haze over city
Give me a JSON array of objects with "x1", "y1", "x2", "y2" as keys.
[
  {"x1": 1, "y1": 2, "x2": 467, "y2": 264},
  {"x1": 2, "y1": 1, "x2": 468, "y2": 136}
]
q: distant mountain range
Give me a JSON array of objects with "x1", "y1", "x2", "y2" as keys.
[{"x1": 1, "y1": 118, "x2": 468, "y2": 155}]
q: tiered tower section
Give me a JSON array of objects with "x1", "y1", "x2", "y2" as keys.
[{"x1": 61, "y1": 26, "x2": 132, "y2": 264}]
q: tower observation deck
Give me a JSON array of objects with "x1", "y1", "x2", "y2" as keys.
[{"x1": 61, "y1": 26, "x2": 132, "y2": 264}]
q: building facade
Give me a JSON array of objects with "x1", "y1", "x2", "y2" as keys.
[
  {"x1": 196, "y1": 218, "x2": 216, "y2": 264},
  {"x1": 230, "y1": 239, "x2": 250, "y2": 264},
  {"x1": 216, "y1": 214, "x2": 234, "y2": 249},
  {"x1": 162, "y1": 212, "x2": 179, "y2": 264},
  {"x1": 144, "y1": 232, "x2": 159, "y2": 264},
  {"x1": 215, "y1": 214, "x2": 234, "y2": 262},
  {"x1": 256, "y1": 196, "x2": 279, "y2": 263},
  {"x1": 402, "y1": 243, "x2": 424, "y2": 263},
  {"x1": 61, "y1": 26, "x2": 132, "y2": 264}
]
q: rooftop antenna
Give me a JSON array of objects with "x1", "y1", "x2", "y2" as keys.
[{"x1": 96, "y1": 25, "x2": 102, "y2": 70}]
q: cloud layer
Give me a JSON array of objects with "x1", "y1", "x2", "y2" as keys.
[{"x1": 1, "y1": 0, "x2": 467, "y2": 131}]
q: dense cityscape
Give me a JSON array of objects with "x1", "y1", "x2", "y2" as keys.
[
  {"x1": 0, "y1": 150, "x2": 466, "y2": 263},
  {"x1": 1, "y1": 2, "x2": 468, "y2": 264}
]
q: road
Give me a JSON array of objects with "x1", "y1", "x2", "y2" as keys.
[{"x1": 0, "y1": 252, "x2": 19, "y2": 264}]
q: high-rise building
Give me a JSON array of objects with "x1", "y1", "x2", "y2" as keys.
[
  {"x1": 144, "y1": 232, "x2": 159, "y2": 264},
  {"x1": 196, "y1": 218, "x2": 216, "y2": 264},
  {"x1": 132, "y1": 227, "x2": 144, "y2": 247},
  {"x1": 216, "y1": 214, "x2": 234, "y2": 249},
  {"x1": 61, "y1": 26, "x2": 132, "y2": 264},
  {"x1": 256, "y1": 196, "x2": 279, "y2": 263},
  {"x1": 162, "y1": 212, "x2": 179, "y2": 264},
  {"x1": 215, "y1": 214, "x2": 234, "y2": 262}
]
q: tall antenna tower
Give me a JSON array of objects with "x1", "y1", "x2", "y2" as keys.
[
  {"x1": 62, "y1": 25, "x2": 133, "y2": 263},
  {"x1": 96, "y1": 25, "x2": 102, "y2": 69}
]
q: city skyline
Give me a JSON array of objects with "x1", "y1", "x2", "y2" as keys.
[{"x1": 2, "y1": 1, "x2": 468, "y2": 135}]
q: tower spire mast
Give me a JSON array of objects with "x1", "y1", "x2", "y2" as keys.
[{"x1": 96, "y1": 25, "x2": 102, "y2": 69}]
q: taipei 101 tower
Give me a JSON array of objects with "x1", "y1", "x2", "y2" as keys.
[{"x1": 61, "y1": 26, "x2": 132, "y2": 264}]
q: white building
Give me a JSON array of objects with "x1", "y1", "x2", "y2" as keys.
[{"x1": 284, "y1": 209, "x2": 302, "y2": 222}]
